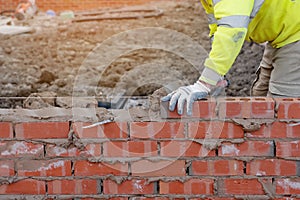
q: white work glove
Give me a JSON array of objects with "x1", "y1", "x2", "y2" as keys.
[{"x1": 161, "y1": 81, "x2": 211, "y2": 115}]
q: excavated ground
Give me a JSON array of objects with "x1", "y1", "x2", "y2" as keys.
[{"x1": 0, "y1": 0, "x2": 264, "y2": 108}]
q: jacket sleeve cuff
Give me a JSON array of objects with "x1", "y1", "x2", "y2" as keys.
[{"x1": 199, "y1": 67, "x2": 223, "y2": 86}]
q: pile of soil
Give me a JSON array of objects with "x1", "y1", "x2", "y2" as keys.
[{"x1": 0, "y1": 0, "x2": 264, "y2": 107}]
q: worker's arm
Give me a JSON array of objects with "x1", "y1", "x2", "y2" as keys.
[
  {"x1": 162, "y1": 0, "x2": 255, "y2": 115},
  {"x1": 200, "y1": 0, "x2": 255, "y2": 85}
]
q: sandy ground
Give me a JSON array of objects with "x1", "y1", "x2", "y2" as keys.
[{"x1": 0, "y1": 0, "x2": 264, "y2": 108}]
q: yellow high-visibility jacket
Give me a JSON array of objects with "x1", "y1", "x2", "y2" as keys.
[{"x1": 199, "y1": 0, "x2": 300, "y2": 85}]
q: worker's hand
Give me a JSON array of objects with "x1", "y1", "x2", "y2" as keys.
[{"x1": 161, "y1": 81, "x2": 211, "y2": 115}]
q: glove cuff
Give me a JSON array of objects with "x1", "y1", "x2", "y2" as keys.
[
  {"x1": 199, "y1": 67, "x2": 223, "y2": 86},
  {"x1": 194, "y1": 81, "x2": 211, "y2": 93}
]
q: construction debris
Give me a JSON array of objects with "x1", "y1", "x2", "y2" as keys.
[
  {"x1": 0, "y1": 16, "x2": 14, "y2": 26},
  {"x1": 0, "y1": 1, "x2": 264, "y2": 102},
  {"x1": 60, "y1": 11, "x2": 75, "y2": 19},
  {"x1": 72, "y1": 8, "x2": 163, "y2": 22},
  {"x1": 0, "y1": 25, "x2": 33, "y2": 35},
  {"x1": 14, "y1": 0, "x2": 38, "y2": 20}
]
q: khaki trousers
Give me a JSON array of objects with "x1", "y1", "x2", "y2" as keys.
[{"x1": 251, "y1": 40, "x2": 300, "y2": 97}]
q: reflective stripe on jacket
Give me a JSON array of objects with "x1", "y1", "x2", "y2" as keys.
[{"x1": 200, "y1": 0, "x2": 300, "y2": 78}]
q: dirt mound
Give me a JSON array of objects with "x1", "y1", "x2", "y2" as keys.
[{"x1": 0, "y1": 0, "x2": 263, "y2": 106}]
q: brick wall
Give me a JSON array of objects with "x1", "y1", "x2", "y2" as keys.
[
  {"x1": 0, "y1": 97, "x2": 300, "y2": 199},
  {"x1": 0, "y1": 0, "x2": 162, "y2": 12}
]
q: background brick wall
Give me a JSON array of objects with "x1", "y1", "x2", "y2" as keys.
[
  {"x1": 0, "y1": 97, "x2": 300, "y2": 199},
  {"x1": 0, "y1": 0, "x2": 163, "y2": 12}
]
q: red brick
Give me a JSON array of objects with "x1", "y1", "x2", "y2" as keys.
[
  {"x1": 251, "y1": 97, "x2": 275, "y2": 118},
  {"x1": 218, "y1": 97, "x2": 275, "y2": 119},
  {"x1": 219, "y1": 98, "x2": 247, "y2": 118},
  {"x1": 73, "y1": 122, "x2": 128, "y2": 139},
  {"x1": 0, "y1": 141, "x2": 44, "y2": 158},
  {"x1": 0, "y1": 179, "x2": 45, "y2": 194},
  {"x1": 276, "y1": 98, "x2": 300, "y2": 119},
  {"x1": 276, "y1": 141, "x2": 300, "y2": 158},
  {"x1": 161, "y1": 98, "x2": 216, "y2": 119},
  {"x1": 0, "y1": 160, "x2": 14, "y2": 176},
  {"x1": 221, "y1": 179, "x2": 269, "y2": 195},
  {"x1": 276, "y1": 178, "x2": 300, "y2": 195},
  {"x1": 16, "y1": 160, "x2": 71, "y2": 176},
  {"x1": 188, "y1": 121, "x2": 244, "y2": 139},
  {"x1": 84, "y1": 143, "x2": 102, "y2": 157},
  {"x1": 46, "y1": 143, "x2": 102, "y2": 157},
  {"x1": 202, "y1": 198, "x2": 236, "y2": 200},
  {"x1": 15, "y1": 122, "x2": 69, "y2": 139},
  {"x1": 160, "y1": 179, "x2": 214, "y2": 195},
  {"x1": 74, "y1": 160, "x2": 128, "y2": 176},
  {"x1": 46, "y1": 144, "x2": 81, "y2": 157},
  {"x1": 133, "y1": 198, "x2": 170, "y2": 200},
  {"x1": 130, "y1": 122, "x2": 184, "y2": 139},
  {"x1": 249, "y1": 122, "x2": 300, "y2": 138},
  {"x1": 247, "y1": 159, "x2": 298, "y2": 176},
  {"x1": 80, "y1": 198, "x2": 127, "y2": 200},
  {"x1": 219, "y1": 141, "x2": 274, "y2": 157},
  {"x1": 103, "y1": 179, "x2": 154, "y2": 194},
  {"x1": 191, "y1": 160, "x2": 244, "y2": 176},
  {"x1": 48, "y1": 179, "x2": 98, "y2": 195},
  {"x1": 103, "y1": 141, "x2": 157, "y2": 157},
  {"x1": 160, "y1": 141, "x2": 215, "y2": 157},
  {"x1": 131, "y1": 160, "x2": 186, "y2": 176},
  {"x1": 0, "y1": 122, "x2": 13, "y2": 138}
]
